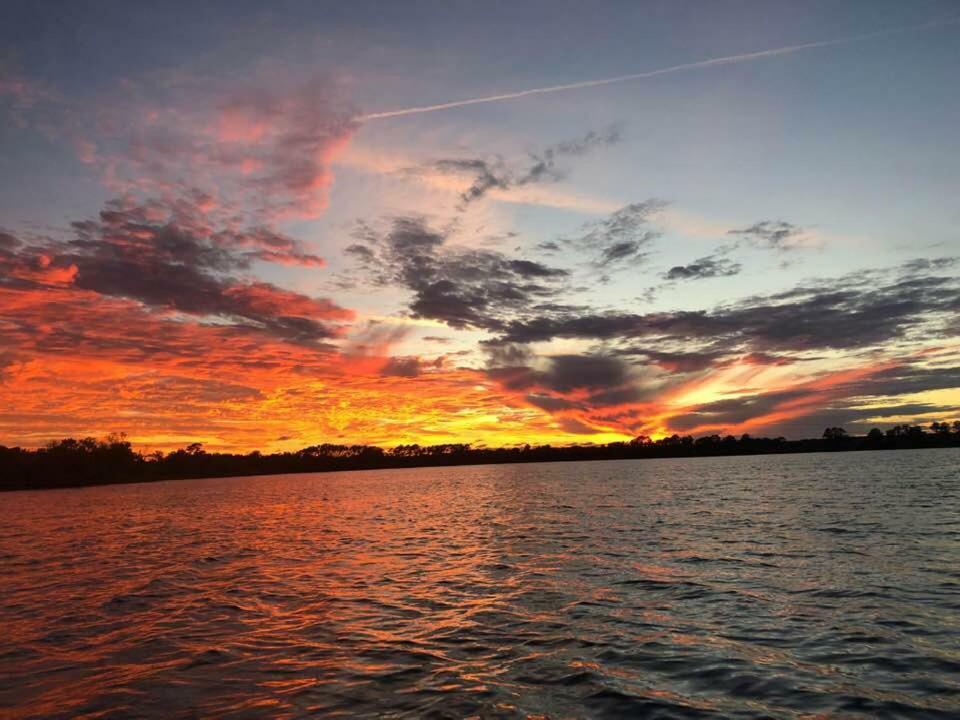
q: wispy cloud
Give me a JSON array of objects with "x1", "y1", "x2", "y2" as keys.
[
  {"x1": 358, "y1": 17, "x2": 960, "y2": 121},
  {"x1": 428, "y1": 127, "x2": 620, "y2": 206}
]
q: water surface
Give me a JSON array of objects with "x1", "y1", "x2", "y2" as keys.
[{"x1": 2, "y1": 449, "x2": 959, "y2": 718}]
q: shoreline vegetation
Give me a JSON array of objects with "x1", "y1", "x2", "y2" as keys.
[{"x1": 2, "y1": 422, "x2": 959, "y2": 492}]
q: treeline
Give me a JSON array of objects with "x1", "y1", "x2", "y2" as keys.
[{"x1": 2, "y1": 422, "x2": 959, "y2": 491}]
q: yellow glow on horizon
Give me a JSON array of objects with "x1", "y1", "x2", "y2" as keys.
[{"x1": 855, "y1": 387, "x2": 960, "y2": 412}]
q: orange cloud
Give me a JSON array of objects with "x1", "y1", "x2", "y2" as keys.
[
  {"x1": 0, "y1": 277, "x2": 953, "y2": 453},
  {"x1": 0, "y1": 283, "x2": 626, "y2": 452},
  {"x1": 222, "y1": 283, "x2": 354, "y2": 324}
]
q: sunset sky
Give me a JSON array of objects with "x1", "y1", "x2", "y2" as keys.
[{"x1": 1, "y1": 0, "x2": 958, "y2": 452}]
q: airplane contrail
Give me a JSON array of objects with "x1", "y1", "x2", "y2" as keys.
[{"x1": 357, "y1": 17, "x2": 959, "y2": 122}]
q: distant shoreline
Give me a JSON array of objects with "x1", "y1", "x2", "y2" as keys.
[
  {"x1": 11, "y1": 444, "x2": 960, "y2": 494},
  {"x1": 3, "y1": 424, "x2": 958, "y2": 492}
]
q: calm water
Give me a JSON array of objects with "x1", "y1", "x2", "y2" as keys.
[{"x1": 1, "y1": 450, "x2": 959, "y2": 719}]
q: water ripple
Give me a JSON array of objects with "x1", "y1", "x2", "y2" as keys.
[{"x1": 1, "y1": 449, "x2": 959, "y2": 718}]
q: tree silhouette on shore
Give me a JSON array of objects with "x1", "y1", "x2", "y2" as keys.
[{"x1": 2, "y1": 422, "x2": 959, "y2": 491}]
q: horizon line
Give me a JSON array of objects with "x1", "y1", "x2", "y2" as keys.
[{"x1": 5, "y1": 421, "x2": 954, "y2": 453}]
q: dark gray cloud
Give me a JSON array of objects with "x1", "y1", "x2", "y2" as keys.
[
  {"x1": 535, "y1": 354, "x2": 631, "y2": 393},
  {"x1": 507, "y1": 259, "x2": 568, "y2": 278},
  {"x1": 729, "y1": 220, "x2": 807, "y2": 251},
  {"x1": 2, "y1": 199, "x2": 349, "y2": 344},
  {"x1": 0, "y1": 231, "x2": 21, "y2": 253},
  {"x1": 508, "y1": 347, "x2": 960, "y2": 437},
  {"x1": 585, "y1": 384, "x2": 653, "y2": 407},
  {"x1": 670, "y1": 390, "x2": 957, "y2": 438},
  {"x1": 740, "y1": 351, "x2": 798, "y2": 367},
  {"x1": 483, "y1": 341, "x2": 534, "y2": 368},
  {"x1": 345, "y1": 201, "x2": 670, "y2": 336},
  {"x1": 629, "y1": 349, "x2": 729, "y2": 373},
  {"x1": 664, "y1": 255, "x2": 742, "y2": 281},
  {"x1": 498, "y1": 266, "x2": 960, "y2": 356},
  {"x1": 899, "y1": 256, "x2": 959, "y2": 275},
  {"x1": 572, "y1": 200, "x2": 664, "y2": 268},
  {"x1": 840, "y1": 363, "x2": 960, "y2": 400},
  {"x1": 347, "y1": 216, "x2": 569, "y2": 331},
  {"x1": 668, "y1": 390, "x2": 806, "y2": 432},
  {"x1": 71, "y1": 200, "x2": 325, "y2": 268},
  {"x1": 380, "y1": 356, "x2": 423, "y2": 377},
  {"x1": 609, "y1": 347, "x2": 799, "y2": 375},
  {"x1": 341, "y1": 197, "x2": 957, "y2": 440},
  {"x1": 344, "y1": 242, "x2": 375, "y2": 261},
  {"x1": 664, "y1": 355, "x2": 960, "y2": 437},
  {"x1": 429, "y1": 127, "x2": 619, "y2": 205},
  {"x1": 525, "y1": 393, "x2": 584, "y2": 412},
  {"x1": 488, "y1": 352, "x2": 655, "y2": 410},
  {"x1": 215, "y1": 226, "x2": 327, "y2": 267},
  {"x1": 487, "y1": 201, "x2": 664, "y2": 284},
  {"x1": 434, "y1": 158, "x2": 509, "y2": 204},
  {"x1": 557, "y1": 416, "x2": 599, "y2": 434}
]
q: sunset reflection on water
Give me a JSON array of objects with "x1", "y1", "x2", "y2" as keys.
[{"x1": 2, "y1": 450, "x2": 959, "y2": 718}]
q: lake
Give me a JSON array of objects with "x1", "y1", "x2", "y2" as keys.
[{"x1": 1, "y1": 449, "x2": 959, "y2": 718}]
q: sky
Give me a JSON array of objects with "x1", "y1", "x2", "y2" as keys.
[{"x1": 0, "y1": 0, "x2": 958, "y2": 452}]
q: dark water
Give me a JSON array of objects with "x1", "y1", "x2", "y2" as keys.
[{"x1": 1, "y1": 450, "x2": 959, "y2": 719}]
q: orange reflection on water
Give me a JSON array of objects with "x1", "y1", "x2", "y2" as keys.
[{"x1": 2, "y1": 453, "x2": 959, "y2": 718}]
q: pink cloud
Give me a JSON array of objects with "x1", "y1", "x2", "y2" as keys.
[
  {"x1": 130, "y1": 76, "x2": 357, "y2": 221},
  {"x1": 12, "y1": 68, "x2": 359, "y2": 224}
]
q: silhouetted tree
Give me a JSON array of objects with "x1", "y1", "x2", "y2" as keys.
[
  {"x1": 2, "y1": 421, "x2": 959, "y2": 491},
  {"x1": 931, "y1": 421, "x2": 951, "y2": 436},
  {"x1": 823, "y1": 427, "x2": 848, "y2": 442}
]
